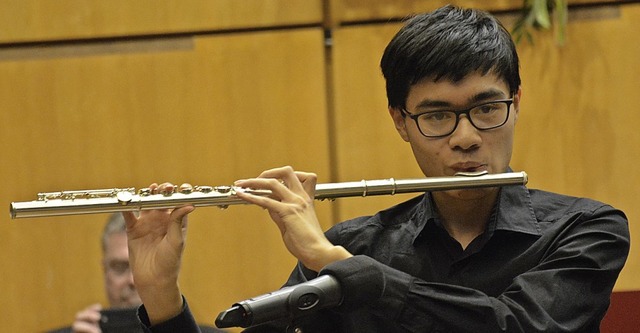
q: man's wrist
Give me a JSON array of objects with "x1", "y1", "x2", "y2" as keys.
[
  {"x1": 308, "y1": 245, "x2": 353, "y2": 272},
  {"x1": 138, "y1": 283, "x2": 183, "y2": 325}
]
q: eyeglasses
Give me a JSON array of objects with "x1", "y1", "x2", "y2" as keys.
[
  {"x1": 401, "y1": 98, "x2": 513, "y2": 138},
  {"x1": 106, "y1": 260, "x2": 131, "y2": 276}
]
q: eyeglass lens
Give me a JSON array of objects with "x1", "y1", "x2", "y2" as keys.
[{"x1": 416, "y1": 101, "x2": 510, "y2": 137}]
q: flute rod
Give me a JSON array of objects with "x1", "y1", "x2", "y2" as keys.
[{"x1": 10, "y1": 171, "x2": 527, "y2": 219}]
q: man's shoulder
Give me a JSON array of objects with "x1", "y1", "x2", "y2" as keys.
[
  {"x1": 333, "y1": 194, "x2": 426, "y2": 229},
  {"x1": 527, "y1": 188, "x2": 626, "y2": 223},
  {"x1": 528, "y1": 188, "x2": 612, "y2": 211},
  {"x1": 46, "y1": 327, "x2": 72, "y2": 333},
  {"x1": 324, "y1": 194, "x2": 427, "y2": 252}
]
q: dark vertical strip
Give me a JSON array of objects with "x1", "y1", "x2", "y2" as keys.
[{"x1": 321, "y1": 3, "x2": 341, "y2": 225}]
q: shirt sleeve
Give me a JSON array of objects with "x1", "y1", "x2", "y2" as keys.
[
  {"x1": 320, "y1": 204, "x2": 630, "y2": 332},
  {"x1": 138, "y1": 296, "x2": 202, "y2": 333}
]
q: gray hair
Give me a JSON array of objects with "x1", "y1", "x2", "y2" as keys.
[{"x1": 101, "y1": 213, "x2": 127, "y2": 253}]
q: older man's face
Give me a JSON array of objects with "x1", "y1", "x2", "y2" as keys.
[{"x1": 102, "y1": 232, "x2": 142, "y2": 308}]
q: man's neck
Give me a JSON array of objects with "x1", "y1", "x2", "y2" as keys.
[{"x1": 432, "y1": 189, "x2": 499, "y2": 249}]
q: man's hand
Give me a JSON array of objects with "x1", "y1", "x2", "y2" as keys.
[
  {"x1": 234, "y1": 166, "x2": 352, "y2": 272},
  {"x1": 122, "y1": 182, "x2": 195, "y2": 325},
  {"x1": 71, "y1": 303, "x2": 102, "y2": 333}
]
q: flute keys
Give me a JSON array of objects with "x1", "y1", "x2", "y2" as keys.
[
  {"x1": 179, "y1": 183, "x2": 194, "y2": 194},
  {"x1": 213, "y1": 186, "x2": 231, "y2": 194},
  {"x1": 117, "y1": 191, "x2": 133, "y2": 205},
  {"x1": 197, "y1": 186, "x2": 214, "y2": 193},
  {"x1": 159, "y1": 187, "x2": 174, "y2": 196}
]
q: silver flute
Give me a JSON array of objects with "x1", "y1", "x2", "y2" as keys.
[{"x1": 9, "y1": 171, "x2": 527, "y2": 219}]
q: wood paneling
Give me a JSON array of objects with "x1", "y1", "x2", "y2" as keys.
[
  {"x1": 327, "y1": 0, "x2": 627, "y2": 25},
  {"x1": 327, "y1": 0, "x2": 522, "y2": 26},
  {"x1": 0, "y1": 0, "x2": 323, "y2": 44},
  {"x1": 0, "y1": 28, "x2": 330, "y2": 332},
  {"x1": 330, "y1": 23, "x2": 425, "y2": 220}
]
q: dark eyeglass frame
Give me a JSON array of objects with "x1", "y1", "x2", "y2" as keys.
[{"x1": 400, "y1": 98, "x2": 514, "y2": 138}]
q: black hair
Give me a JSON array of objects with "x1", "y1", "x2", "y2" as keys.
[{"x1": 380, "y1": 5, "x2": 521, "y2": 109}]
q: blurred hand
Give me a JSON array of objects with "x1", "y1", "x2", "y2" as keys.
[{"x1": 71, "y1": 303, "x2": 102, "y2": 333}]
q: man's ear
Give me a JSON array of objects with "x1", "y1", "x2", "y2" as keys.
[
  {"x1": 512, "y1": 86, "x2": 522, "y2": 125},
  {"x1": 389, "y1": 106, "x2": 410, "y2": 142}
]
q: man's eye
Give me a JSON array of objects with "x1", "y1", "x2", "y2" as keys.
[
  {"x1": 109, "y1": 262, "x2": 130, "y2": 273},
  {"x1": 477, "y1": 103, "x2": 500, "y2": 114},
  {"x1": 422, "y1": 111, "x2": 451, "y2": 121}
]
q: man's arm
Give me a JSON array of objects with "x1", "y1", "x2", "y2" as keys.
[
  {"x1": 137, "y1": 296, "x2": 202, "y2": 333},
  {"x1": 122, "y1": 182, "x2": 198, "y2": 332}
]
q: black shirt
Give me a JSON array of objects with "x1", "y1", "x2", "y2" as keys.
[
  {"x1": 260, "y1": 184, "x2": 630, "y2": 332},
  {"x1": 142, "y1": 183, "x2": 630, "y2": 333}
]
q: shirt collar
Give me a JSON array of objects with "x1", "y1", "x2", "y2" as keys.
[
  {"x1": 494, "y1": 184, "x2": 540, "y2": 235},
  {"x1": 410, "y1": 193, "x2": 439, "y2": 244},
  {"x1": 411, "y1": 181, "x2": 540, "y2": 245}
]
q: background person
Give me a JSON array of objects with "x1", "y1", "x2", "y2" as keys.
[{"x1": 47, "y1": 213, "x2": 223, "y2": 333}]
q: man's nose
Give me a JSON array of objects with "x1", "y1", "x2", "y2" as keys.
[
  {"x1": 126, "y1": 271, "x2": 135, "y2": 285},
  {"x1": 449, "y1": 115, "x2": 481, "y2": 150}
]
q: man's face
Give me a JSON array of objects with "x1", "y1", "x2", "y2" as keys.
[
  {"x1": 102, "y1": 232, "x2": 142, "y2": 308},
  {"x1": 390, "y1": 72, "x2": 520, "y2": 200}
]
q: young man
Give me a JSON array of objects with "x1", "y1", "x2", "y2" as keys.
[{"x1": 124, "y1": 5, "x2": 630, "y2": 333}]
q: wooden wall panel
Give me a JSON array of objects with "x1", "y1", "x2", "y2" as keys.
[
  {"x1": 0, "y1": 28, "x2": 330, "y2": 332},
  {"x1": 330, "y1": 23, "x2": 425, "y2": 219},
  {"x1": 328, "y1": 0, "x2": 521, "y2": 25},
  {"x1": 328, "y1": 0, "x2": 626, "y2": 24},
  {"x1": 330, "y1": 2, "x2": 640, "y2": 291},
  {"x1": 0, "y1": 0, "x2": 323, "y2": 44}
]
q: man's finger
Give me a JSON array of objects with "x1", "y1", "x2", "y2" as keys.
[{"x1": 122, "y1": 211, "x2": 137, "y2": 229}]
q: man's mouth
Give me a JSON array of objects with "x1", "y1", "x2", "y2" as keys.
[{"x1": 451, "y1": 163, "x2": 486, "y2": 174}]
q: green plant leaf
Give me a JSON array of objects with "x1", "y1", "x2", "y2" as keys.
[
  {"x1": 511, "y1": 0, "x2": 568, "y2": 45},
  {"x1": 553, "y1": 0, "x2": 568, "y2": 45},
  {"x1": 533, "y1": 0, "x2": 551, "y2": 28}
]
